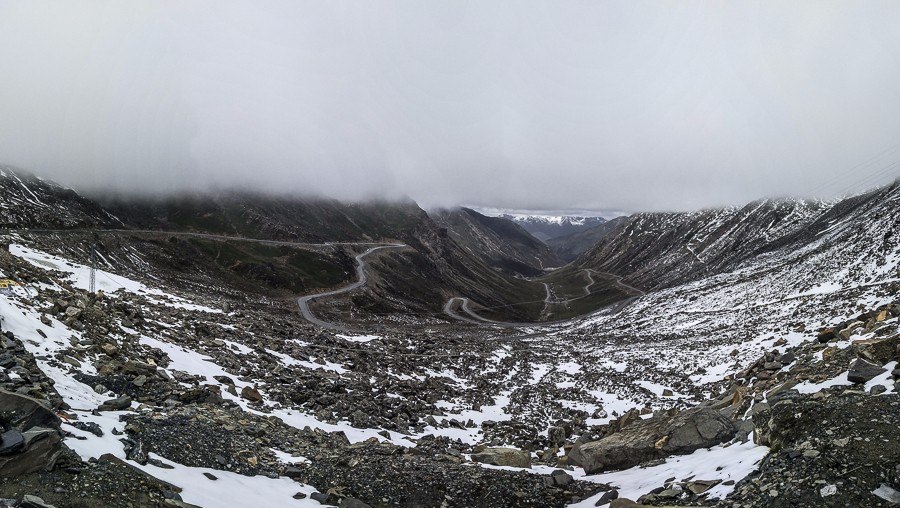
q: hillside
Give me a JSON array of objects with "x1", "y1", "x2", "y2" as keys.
[
  {"x1": 430, "y1": 208, "x2": 561, "y2": 276},
  {"x1": 571, "y1": 198, "x2": 835, "y2": 290},
  {"x1": 1, "y1": 172, "x2": 899, "y2": 507},
  {"x1": 546, "y1": 217, "x2": 625, "y2": 262},
  {"x1": 0, "y1": 165, "x2": 121, "y2": 229}
]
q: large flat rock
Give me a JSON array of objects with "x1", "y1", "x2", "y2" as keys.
[{"x1": 580, "y1": 407, "x2": 735, "y2": 474}]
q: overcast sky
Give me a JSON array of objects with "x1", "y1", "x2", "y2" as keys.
[{"x1": 1, "y1": 1, "x2": 900, "y2": 213}]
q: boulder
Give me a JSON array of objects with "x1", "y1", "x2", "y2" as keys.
[
  {"x1": 20, "y1": 496, "x2": 57, "y2": 508},
  {"x1": 0, "y1": 390, "x2": 63, "y2": 477},
  {"x1": 240, "y1": 386, "x2": 263, "y2": 402},
  {"x1": 98, "y1": 395, "x2": 132, "y2": 411},
  {"x1": 847, "y1": 358, "x2": 886, "y2": 384},
  {"x1": 470, "y1": 447, "x2": 531, "y2": 468},
  {"x1": 0, "y1": 390, "x2": 59, "y2": 430},
  {"x1": 565, "y1": 433, "x2": 596, "y2": 467},
  {"x1": 579, "y1": 407, "x2": 735, "y2": 474},
  {"x1": 838, "y1": 322, "x2": 865, "y2": 340},
  {"x1": 339, "y1": 498, "x2": 372, "y2": 508}
]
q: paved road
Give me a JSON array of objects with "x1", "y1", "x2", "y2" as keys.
[
  {"x1": 3, "y1": 228, "x2": 396, "y2": 249},
  {"x1": 297, "y1": 244, "x2": 406, "y2": 331},
  {"x1": 443, "y1": 269, "x2": 646, "y2": 328},
  {"x1": 5, "y1": 226, "x2": 410, "y2": 332}
]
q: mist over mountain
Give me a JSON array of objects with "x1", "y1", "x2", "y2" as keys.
[
  {"x1": 2, "y1": 2, "x2": 900, "y2": 507},
  {"x1": 3, "y1": 2, "x2": 900, "y2": 212}
]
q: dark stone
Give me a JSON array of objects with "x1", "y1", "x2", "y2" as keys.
[
  {"x1": 550, "y1": 469, "x2": 573, "y2": 486},
  {"x1": 283, "y1": 466, "x2": 304, "y2": 478},
  {"x1": 70, "y1": 421, "x2": 104, "y2": 437},
  {"x1": 310, "y1": 491, "x2": 331, "y2": 504},
  {"x1": 0, "y1": 430, "x2": 25, "y2": 455},
  {"x1": 595, "y1": 490, "x2": 619, "y2": 506},
  {"x1": 847, "y1": 358, "x2": 886, "y2": 384},
  {"x1": 817, "y1": 328, "x2": 837, "y2": 343},
  {"x1": 339, "y1": 498, "x2": 372, "y2": 508},
  {"x1": 203, "y1": 472, "x2": 218, "y2": 480}
]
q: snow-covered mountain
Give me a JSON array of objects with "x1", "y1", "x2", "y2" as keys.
[
  {"x1": 0, "y1": 165, "x2": 121, "y2": 229},
  {"x1": 497, "y1": 214, "x2": 608, "y2": 242}
]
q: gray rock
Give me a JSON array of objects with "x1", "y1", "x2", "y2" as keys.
[
  {"x1": 240, "y1": 386, "x2": 263, "y2": 402},
  {"x1": 594, "y1": 490, "x2": 619, "y2": 506},
  {"x1": 0, "y1": 390, "x2": 60, "y2": 430},
  {"x1": 580, "y1": 407, "x2": 735, "y2": 474},
  {"x1": 0, "y1": 429, "x2": 62, "y2": 477},
  {"x1": 470, "y1": 447, "x2": 531, "y2": 468},
  {"x1": 550, "y1": 469, "x2": 573, "y2": 486},
  {"x1": 0, "y1": 430, "x2": 25, "y2": 455},
  {"x1": 566, "y1": 433, "x2": 596, "y2": 467},
  {"x1": 339, "y1": 498, "x2": 372, "y2": 508},
  {"x1": 21, "y1": 495, "x2": 57, "y2": 508},
  {"x1": 98, "y1": 395, "x2": 132, "y2": 411},
  {"x1": 847, "y1": 358, "x2": 886, "y2": 384}
]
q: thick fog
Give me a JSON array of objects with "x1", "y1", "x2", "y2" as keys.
[{"x1": 1, "y1": 1, "x2": 900, "y2": 213}]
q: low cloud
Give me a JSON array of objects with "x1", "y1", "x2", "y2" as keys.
[{"x1": 1, "y1": 1, "x2": 899, "y2": 213}]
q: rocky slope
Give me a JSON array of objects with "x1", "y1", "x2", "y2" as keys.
[
  {"x1": 0, "y1": 166, "x2": 120, "y2": 229},
  {"x1": 546, "y1": 218, "x2": 625, "y2": 262},
  {"x1": 570, "y1": 197, "x2": 836, "y2": 290}
]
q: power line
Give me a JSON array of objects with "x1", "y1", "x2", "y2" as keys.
[{"x1": 807, "y1": 141, "x2": 900, "y2": 198}]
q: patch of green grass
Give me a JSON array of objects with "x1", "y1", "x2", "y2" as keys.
[{"x1": 185, "y1": 239, "x2": 350, "y2": 293}]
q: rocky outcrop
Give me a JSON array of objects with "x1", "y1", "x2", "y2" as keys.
[
  {"x1": 579, "y1": 407, "x2": 735, "y2": 474},
  {"x1": 0, "y1": 390, "x2": 63, "y2": 477}
]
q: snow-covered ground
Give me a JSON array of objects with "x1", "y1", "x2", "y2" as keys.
[{"x1": 10, "y1": 243, "x2": 222, "y2": 313}]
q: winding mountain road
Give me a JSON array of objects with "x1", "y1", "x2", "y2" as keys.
[
  {"x1": 443, "y1": 269, "x2": 645, "y2": 328},
  {"x1": 297, "y1": 244, "x2": 406, "y2": 331}
]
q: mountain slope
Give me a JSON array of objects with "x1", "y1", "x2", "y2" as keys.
[
  {"x1": 547, "y1": 217, "x2": 625, "y2": 262},
  {"x1": 98, "y1": 188, "x2": 553, "y2": 321},
  {"x1": 0, "y1": 166, "x2": 121, "y2": 229},
  {"x1": 572, "y1": 198, "x2": 833, "y2": 290},
  {"x1": 100, "y1": 191, "x2": 427, "y2": 244},
  {"x1": 430, "y1": 207, "x2": 561, "y2": 276}
]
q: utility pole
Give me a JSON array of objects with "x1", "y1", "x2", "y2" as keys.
[{"x1": 89, "y1": 242, "x2": 96, "y2": 294}]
